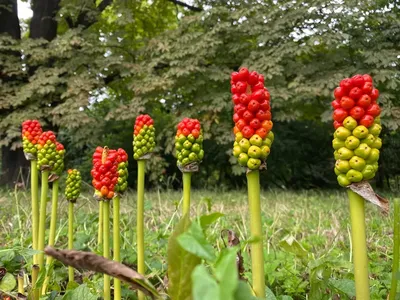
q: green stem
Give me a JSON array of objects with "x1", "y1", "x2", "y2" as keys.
[
  {"x1": 31, "y1": 264, "x2": 39, "y2": 300},
  {"x1": 42, "y1": 179, "x2": 59, "y2": 295},
  {"x1": 347, "y1": 189, "x2": 370, "y2": 299},
  {"x1": 31, "y1": 160, "x2": 39, "y2": 264},
  {"x1": 246, "y1": 170, "x2": 265, "y2": 299},
  {"x1": 18, "y1": 271, "x2": 24, "y2": 295},
  {"x1": 389, "y1": 198, "x2": 400, "y2": 300},
  {"x1": 182, "y1": 172, "x2": 192, "y2": 216},
  {"x1": 113, "y1": 196, "x2": 121, "y2": 300},
  {"x1": 137, "y1": 160, "x2": 145, "y2": 300},
  {"x1": 98, "y1": 200, "x2": 103, "y2": 250},
  {"x1": 37, "y1": 170, "x2": 49, "y2": 270},
  {"x1": 68, "y1": 201, "x2": 74, "y2": 283},
  {"x1": 103, "y1": 200, "x2": 111, "y2": 300}
]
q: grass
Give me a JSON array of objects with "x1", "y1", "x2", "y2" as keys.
[{"x1": 0, "y1": 187, "x2": 398, "y2": 299}]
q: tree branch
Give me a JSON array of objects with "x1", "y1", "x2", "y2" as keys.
[
  {"x1": 167, "y1": 0, "x2": 202, "y2": 12},
  {"x1": 64, "y1": 0, "x2": 113, "y2": 29}
]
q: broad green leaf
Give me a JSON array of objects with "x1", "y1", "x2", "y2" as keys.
[
  {"x1": 177, "y1": 221, "x2": 216, "y2": 262},
  {"x1": 234, "y1": 281, "x2": 258, "y2": 300},
  {"x1": 328, "y1": 279, "x2": 356, "y2": 298},
  {"x1": 279, "y1": 235, "x2": 308, "y2": 258},
  {"x1": 0, "y1": 273, "x2": 16, "y2": 292},
  {"x1": 199, "y1": 212, "x2": 224, "y2": 230},
  {"x1": 265, "y1": 287, "x2": 277, "y2": 300},
  {"x1": 62, "y1": 283, "x2": 97, "y2": 300},
  {"x1": 192, "y1": 265, "x2": 220, "y2": 300},
  {"x1": 168, "y1": 214, "x2": 201, "y2": 300},
  {"x1": 214, "y1": 248, "x2": 238, "y2": 300}
]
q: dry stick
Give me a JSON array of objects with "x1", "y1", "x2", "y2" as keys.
[
  {"x1": 347, "y1": 189, "x2": 370, "y2": 299},
  {"x1": 103, "y1": 199, "x2": 111, "y2": 300},
  {"x1": 389, "y1": 198, "x2": 400, "y2": 300},
  {"x1": 113, "y1": 195, "x2": 121, "y2": 300},
  {"x1": 247, "y1": 170, "x2": 265, "y2": 299},
  {"x1": 42, "y1": 179, "x2": 59, "y2": 294},
  {"x1": 137, "y1": 160, "x2": 146, "y2": 300},
  {"x1": 68, "y1": 200, "x2": 75, "y2": 283}
]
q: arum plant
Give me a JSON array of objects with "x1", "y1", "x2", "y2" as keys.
[
  {"x1": 133, "y1": 114, "x2": 155, "y2": 300},
  {"x1": 64, "y1": 169, "x2": 82, "y2": 283},
  {"x1": 331, "y1": 74, "x2": 382, "y2": 299},
  {"x1": 113, "y1": 148, "x2": 129, "y2": 300},
  {"x1": 91, "y1": 146, "x2": 119, "y2": 300},
  {"x1": 175, "y1": 118, "x2": 204, "y2": 216},
  {"x1": 42, "y1": 141, "x2": 65, "y2": 294},
  {"x1": 230, "y1": 67, "x2": 274, "y2": 298},
  {"x1": 21, "y1": 119, "x2": 42, "y2": 264}
]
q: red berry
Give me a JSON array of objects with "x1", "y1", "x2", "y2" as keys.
[
  {"x1": 349, "y1": 106, "x2": 365, "y2": 120},
  {"x1": 362, "y1": 82, "x2": 373, "y2": 94},
  {"x1": 252, "y1": 82, "x2": 264, "y2": 91},
  {"x1": 232, "y1": 94, "x2": 240, "y2": 104},
  {"x1": 258, "y1": 75, "x2": 265, "y2": 84},
  {"x1": 349, "y1": 87, "x2": 362, "y2": 100},
  {"x1": 248, "y1": 71, "x2": 259, "y2": 85},
  {"x1": 239, "y1": 93, "x2": 250, "y2": 105},
  {"x1": 370, "y1": 88, "x2": 379, "y2": 101},
  {"x1": 259, "y1": 101, "x2": 270, "y2": 111},
  {"x1": 238, "y1": 67, "x2": 249, "y2": 81},
  {"x1": 182, "y1": 128, "x2": 190, "y2": 136},
  {"x1": 242, "y1": 126, "x2": 254, "y2": 139},
  {"x1": 231, "y1": 72, "x2": 240, "y2": 82},
  {"x1": 250, "y1": 118, "x2": 261, "y2": 129},
  {"x1": 234, "y1": 104, "x2": 246, "y2": 117},
  {"x1": 248, "y1": 100, "x2": 260, "y2": 112},
  {"x1": 359, "y1": 115, "x2": 374, "y2": 128},
  {"x1": 331, "y1": 99, "x2": 341, "y2": 109},
  {"x1": 340, "y1": 96, "x2": 355, "y2": 110},
  {"x1": 233, "y1": 113, "x2": 240, "y2": 123},
  {"x1": 236, "y1": 119, "x2": 246, "y2": 130},
  {"x1": 243, "y1": 110, "x2": 254, "y2": 122},
  {"x1": 255, "y1": 128, "x2": 267, "y2": 139},
  {"x1": 333, "y1": 108, "x2": 348, "y2": 122},
  {"x1": 186, "y1": 121, "x2": 194, "y2": 130},
  {"x1": 256, "y1": 110, "x2": 270, "y2": 121},
  {"x1": 366, "y1": 103, "x2": 381, "y2": 117},
  {"x1": 236, "y1": 81, "x2": 247, "y2": 94},
  {"x1": 264, "y1": 90, "x2": 271, "y2": 101},
  {"x1": 357, "y1": 95, "x2": 371, "y2": 108},
  {"x1": 333, "y1": 121, "x2": 342, "y2": 129},
  {"x1": 340, "y1": 78, "x2": 352, "y2": 91},
  {"x1": 351, "y1": 74, "x2": 365, "y2": 88},
  {"x1": 192, "y1": 129, "x2": 200, "y2": 138},
  {"x1": 334, "y1": 87, "x2": 346, "y2": 99},
  {"x1": 363, "y1": 74, "x2": 373, "y2": 83},
  {"x1": 230, "y1": 85, "x2": 237, "y2": 94},
  {"x1": 252, "y1": 90, "x2": 265, "y2": 102}
]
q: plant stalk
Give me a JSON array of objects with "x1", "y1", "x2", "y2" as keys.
[
  {"x1": 37, "y1": 170, "x2": 49, "y2": 270},
  {"x1": 389, "y1": 198, "x2": 400, "y2": 300},
  {"x1": 182, "y1": 172, "x2": 192, "y2": 216},
  {"x1": 113, "y1": 195, "x2": 121, "y2": 300},
  {"x1": 42, "y1": 179, "x2": 59, "y2": 295},
  {"x1": 137, "y1": 160, "x2": 145, "y2": 300},
  {"x1": 18, "y1": 271, "x2": 24, "y2": 294},
  {"x1": 347, "y1": 189, "x2": 370, "y2": 299},
  {"x1": 103, "y1": 200, "x2": 111, "y2": 300},
  {"x1": 246, "y1": 170, "x2": 265, "y2": 299},
  {"x1": 68, "y1": 201, "x2": 75, "y2": 283},
  {"x1": 31, "y1": 264, "x2": 39, "y2": 300},
  {"x1": 31, "y1": 160, "x2": 39, "y2": 264},
  {"x1": 98, "y1": 200, "x2": 104, "y2": 249}
]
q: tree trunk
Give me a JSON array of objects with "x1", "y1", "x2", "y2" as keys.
[
  {"x1": 0, "y1": 0, "x2": 20, "y2": 39},
  {"x1": 0, "y1": 147, "x2": 29, "y2": 187},
  {"x1": 29, "y1": 0, "x2": 60, "y2": 40}
]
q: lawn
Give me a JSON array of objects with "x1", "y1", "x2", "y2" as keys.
[{"x1": 0, "y1": 188, "x2": 397, "y2": 299}]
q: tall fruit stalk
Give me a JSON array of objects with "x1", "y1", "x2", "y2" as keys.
[
  {"x1": 133, "y1": 114, "x2": 155, "y2": 300},
  {"x1": 113, "y1": 148, "x2": 129, "y2": 300},
  {"x1": 331, "y1": 74, "x2": 382, "y2": 299},
  {"x1": 91, "y1": 147, "x2": 119, "y2": 300},
  {"x1": 65, "y1": 169, "x2": 82, "y2": 283},
  {"x1": 231, "y1": 68, "x2": 274, "y2": 298},
  {"x1": 175, "y1": 118, "x2": 204, "y2": 216}
]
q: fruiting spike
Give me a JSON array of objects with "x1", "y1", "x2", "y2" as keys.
[
  {"x1": 22, "y1": 119, "x2": 43, "y2": 160},
  {"x1": 37, "y1": 131, "x2": 58, "y2": 172},
  {"x1": 65, "y1": 169, "x2": 82, "y2": 202},
  {"x1": 175, "y1": 118, "x2": 204, "y2": 168},
  {"x1": 133, "y1": 114, "x2": 155, "y2": 160}
]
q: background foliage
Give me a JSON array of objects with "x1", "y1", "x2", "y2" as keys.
[{"x1": 0, "y1": 0, "x2": 399, "y2": 189}]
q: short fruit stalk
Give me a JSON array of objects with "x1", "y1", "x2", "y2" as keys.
[
  {"x1": 331, "y1": 74, "x2": 381, "y2": 299},
  {"x1": 21, "y1": 119, "x2": 42, "y2": 264},
  {"x1": 175, "y1": 118, "x2": 203, "y2": 215},
  {"x1": 133, "y1": 114, "x2": 155, "y2": 300},
  {"x1": 231, "y1": 67, "x2": 275, "y2": 298},
  {"x1": 91, "y1": 146, "x2": 119, "y2": 300},
  {"x1": 389, "y1": 198, "x2": 400, "y2": 300},
  {"x1": 65, "y1": 169, "x2": 82, "y2": 283},
  {"x1": 113, "y1": 148, "x2": 129, "y2": 300}
]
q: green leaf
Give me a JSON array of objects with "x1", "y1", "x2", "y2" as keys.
[
  {"x1": 168, "y1": 214, "x2": 201, "y2": 300},
  {"x1": 0, "y1": 273, "x2": 16, "y2": 292},
  {"x1": 62, "y1": 283, "x2": 97, "y2": 300},
  {"x1": 265, "y1": 287, "x2": 277, "y2": 300},
  {"x1": 214, "y1": 248, "x2": 238, "y2": 300},
  {"x1": 328, "y1": 279, "x2": 356, "y2": 298},
  {"x1": 279, "y1": 235, "x2": 308, "y2": 258},
  {"x1": 199, "y1": 212, "x2": 224, "y2": 230},
  {"x1": 233, "y1": 281, "x2": 258, "y2": 300},
  {"x1": 192, "y1": 265, "x2": 220, "y2": 300},
  {"x1": 177, "y1": 221, "x2": 216, "y2": 262}
]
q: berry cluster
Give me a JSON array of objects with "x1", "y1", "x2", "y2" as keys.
[
  {"x1": 37, "y1": 131, "x2": 58, "y2": 171},
  {"x1": 231, "y1": 68, "x2": 274, "y2": 170},
  {"x1": 91, "y1": 147, "x2": 120, "y2": 200},
  {"x1": 115, "y1": 148, "x2": 129, "y2": 194},
  {"x1": 65, "y1": 169, "x2": 81, "y2": 202},
  {"x1": 332, "y1": 74, "x2": 380, "y2": 129},
  {"x1": 22, "y1": 120, "x2": 42, "y2": 159},
  {"x1": 332, "y1": 75, "x2": 382, "y2": 187},
  {"x1": 175, "y1": 118, "x2": 204, "y2": 167},
  {"x1": 51, "y1": 142, "x2": 66, "y2": 176},
  {"x1": 133, "y1": 114, "x2": 155, "y2": 160}
]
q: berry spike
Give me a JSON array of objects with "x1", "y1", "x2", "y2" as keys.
[
  {"x1": 231, "y1": 68, "x2": 274, "y2": 170},
  {"x1": 65, "y1": 169, "x2": 82, "y2": 202},
  {"x1": 22, "y1": 119, "x2": 43, "y2": 160},
  {"x1": 115, "y1": 148, "x2": 129, "y2": 195},
  {"x1": 49, "y1": 141, "x2": 65, "y2": 181},
  {"x1": 133, "y1": 114, "x2": 155, "y2": 160},
  {"x1": 37, "y1": 131, "x2": 58, "y2": 172}
]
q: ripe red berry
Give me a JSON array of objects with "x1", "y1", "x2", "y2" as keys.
[
  {"x1": 231, "y1": 72, "x2": 240, "y2": 82},
  {"x1": 357, "y1": 94, "x2": 371, "y2": 108},
  {"x1": 264, "y1": 90, "x2": 271, "y2": 101},
  {"x1": 334, "y1": 87, "x2": 346, "y2": 99},
  {"x1": 242, "y1": 126, "x2": 254, "y2": 139},
  {"x1": 252, "y1": 90, "x2": 265, "y2": 102},
  {"x1": 233, "y1": 113, "x2": 240, "y2": 123},
  {"x1": 250, "y1": 118, "x2": 261, "y2": 129},
  {"x1": 340, "y1": 78, "x2": 352, "y2": 91},
  {"x1": 243, "y1": 110, "x2": 254, "y2": 122},
  {"x1": 259, "y1": 101, "x2": 270, "y2": 111},
  {"x1": 333, "y1": 121, "x2": 342, "y2": 129},
  {"x1": 256, "y1": 110, "x2": 270, "y2": 121},
  {"x1": 331, "y1": 99, "x2": 341, "y2": 109},
  {"x1": 232, "y1": 94, "x2": 240, "y2": 104},
  {"x1": 255, "y1": 128, "x2": 267, "y2": 139},
  {"x1": 333, "y1": 108, "x2": 348, "y2": 122},
  {"x1": 248, "y1": 71, "x2": 259, "y2": 85},
  {"x1": 363, "y1": 74, "x2": 373, "y2": 83},
  {"x1": 359, "y1": 115, "x2": 374, "y2": 128},
  {"x1": 238, "y1": 67, "x2": 249, "y2": 81},
  {"x1": 366, "y1": 103, "x2": 381, "y2": 117},
  {"x1": 349, "y1": 106, "x2": 365, "y2": 120},
  {"x1": 351, "y1": 74, "x2": 365, "y2": 88},
  {"x1": 236, "y1": 119, "x2": 246, "y2": 130},
  {"x1": 370, "y1": 88, "x2": 379, "y2": 101},
  {"x1": 349, "y1": 87, "x2": 362, "y2": 100},
  {"x1": 248, "y1": 100, "x2": 260, "y2": 112},
  {"x1": 192, "y1": 129, "x2": 200, "y2": 138},
  {"x1": 234, "y1": 104, "x2": 246, "y2": 117},
  {"x1": 239, "y1": 93, "x2": 250, "y2": 105},
  {"x1": 258, "y1": 75, "x2": 265, "y2": 84},
  {"x1": 340, "y1": 96, "x2": 355, "y2": 110},
  {"x1": 252, "y1": 82, "x2": 264, "y2": 91},
  {"x1": 362, "y1": 82, "x2": 373, "y2": 94},
  {"x1": 236, "y1": 81, "x2": 247, "y2": 94}
]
